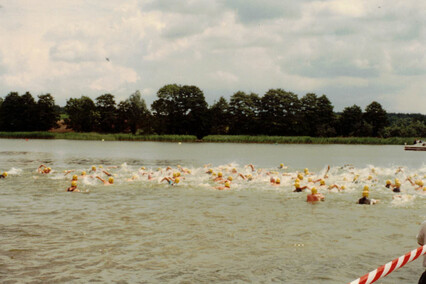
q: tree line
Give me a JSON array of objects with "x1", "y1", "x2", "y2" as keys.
[{"x1": 0, "y1": 84, "x2": 425, "y2": 139}]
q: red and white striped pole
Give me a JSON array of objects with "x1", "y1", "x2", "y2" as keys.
[{"x1": 349, "y1": 245, "x2": 426, "y2": 284}]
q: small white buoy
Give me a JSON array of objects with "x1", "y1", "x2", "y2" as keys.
[
  {"x1": 102, "y1": 139, "x2": 105, "y2": 142},
  {"x1": 178, "y1": 142, "x2": 182, "y2": 145}
]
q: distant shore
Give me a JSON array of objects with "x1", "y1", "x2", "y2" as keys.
[{"x1": 0, "y1": 132, "x2": 422, "y2": 145}]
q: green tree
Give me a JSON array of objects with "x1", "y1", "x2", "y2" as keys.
[
  {"x1": 0, "y1": 92, "x2": 37, "y2": 131},
  {"x1": 64, "y1": 96, "x2": 97, "y2": 132},
  {"x1": 209, "y1": 97, "x2": 230, "y2": 134},
  {"x1": 364, "y1": 101, "x2": 388, "y2": 137},
  {"x1": 151, "y1": 84, "x2": 210, "y2": 139},
  {"x1": 36, "y1": 94, "x2": 60, "y2": 131},
  {"x1": 315, "y1": 95, "x2": 336, "y2": 137},
  {"x1": 338, "y1": 105, "x2": 363, "y2": 136},
  {"x1": 260, "y1": 89, "x2": 301, "y2": 136},
  {"x1": 95, "y1": 94, "x2": 117, "y2": 133},
  {"x1": 228, "y1": 91, "x2": 261, "y2": 135},
  {"x1": 117, "y1": 91, "x2": 151, "y2": 134}
]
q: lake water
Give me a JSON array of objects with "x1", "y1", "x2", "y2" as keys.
[{"x1": 0, "y1": 139, "x2": 425, "y2": 283}]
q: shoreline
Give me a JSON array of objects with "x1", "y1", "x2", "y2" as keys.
[{"x1": 0, "y1": 132, "x2": 422, "y2": 145}]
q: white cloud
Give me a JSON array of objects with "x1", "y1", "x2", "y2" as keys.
[{"x1": 0, "y1": 0, "x2": 425, "y2": 113}]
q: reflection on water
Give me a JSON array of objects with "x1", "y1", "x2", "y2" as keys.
[{"x1": 0, "y1": 139, "x2": 425, "y2": 283}]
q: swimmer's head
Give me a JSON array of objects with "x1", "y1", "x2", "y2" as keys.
[
  {"x1": 208, "y1": 169, "x2": 213, "y2": 174},
  {"x1": 362, "y1": 190, "x2": 369, "y2": 197},
  {"x1": 81, "y1": 171, "x2": 86, "y2": 176},
  {"x1": 297, "y1": 173, "x2": 303, "y2": 180},
  {"x1": 3, "y1": 172, "x2": 8, "y2": 177},
  {"x1": 173, "y1": 172, "x2": 178, "y2": 178},
  {"x1": 308, "y1": 177, "x2": 313, "y2": 182},
  {"x1": 218, "y1": 172, "x2": 223, "y2": 178},
  {"x1": 386, "y1": 180, "x2": 391, "y2": 185},
  {"x1": 304, "y1": 168, "x2": 309, "y2": 174},
  {"x1": 311, "y1": 187, "x2": 317, "y2": 194},
  {"x1": 367, "y1": 175, "x2": 372, "y2": 180},
  {"x1": 227, "y1": 176, "x2": 233, "y2": 181},
  {"x1": 340, "y1": 185, "x2": 346, "y2": 190},
  {"x1": 108, "y1": 177, "x2": 114, "y2": 184},
  {"x1": 91, "y1": 166, "x2": 96, "y2": 171},
  {"x1": 247, "y1": 174, "x2": 253, "y2": 181},
  {"x1": 99, "y1": 165, "x2": 103, "y2": 168},
  {"x1": 232, "y1": 168, "x2": 237, "y2": 173},
  {"x1": 363, "y1": 185, "x2": 369, "y2": 191},
  {"x1": 295, "y1": 182, "x2": 300, "y2": 188},
  {"x1": 176, "y1": 172, "x2": 181, "y2": 177},
  {"x1": 225, "y1": 181, "x2": 230, "y2": 188},
  {"x1": 280, "y1": 163, "x2": 284, "y2": 168},
  {"x1": 141, "y1": 166, "x2": 146, "y2": 170},
  {"x1": 276, "y1": 178, "x2": 280, "y2": 184},
  {"x1": 71, "y1": 181, "x2": 77, "y2": 187},
  {"x1": 174, "y1": 177, "x2": 180, "y2": 184},
  {"x1": 72, "y1": 175, "x2": 78, "y2": 181},
  {"x1": 320, "y1": 179, "x2": 325, "y2": 186},
  {"x1": 295, "y1": 178, "x2": 300, "y2": 183}
]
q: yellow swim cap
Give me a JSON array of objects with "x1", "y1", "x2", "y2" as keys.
[
  {"x1": 362, "y1": 190, "x2": 369, "y2": 197},
  {"x1": 386, "y1": 180, "x2": 391, "y2": 185},
  {"x1": 174, "y1": 177, "x2": 180, "y2": 184},
  {"x1": 92, "y1": 166, "x2": 96, "y2": 171},
  {"x1": 320, "y1": 179, "x2": 325, "y2": 186},
  {"x1": 295, "y1": 182, "x2": 300, "y2": 188},
  {"x1": 3, "y1": 172, "x2": 8, "y2": 177},
  {"x1": 71, "y1": 181, "x2": 77, "y2": 187},
  {"x1": 108, "y1": 177, "x2": 114, "y2": 184},
  {"x1": 141, "y1": 166, "x2": 146, "y2": 170},
  {"x1": 72, "y1": 175, "x2": 78, "y2": 181},
  {"x1": 208, "y1": 169, "x2": 213, "y2": 174},
  {"x1": 304, "y1": 168, "x2": 309, "y2": 173},
  {"x1": 297, "y1": 173, "x2": 303, "y2": 180},
  {"x1": 177, "y1": 172, "x2": 181, "y2": 177},
  {"x1": 81, "y1": 171, "x2": 86, "y2": 176},
  {"x1": 48, "y1": 167, "x2": 51, "y2": 171},
  {"x1": 308, "y1": 177, "x2": 313, "y2": 182},
  {"x1": 173, "y1": 172, "x2": 178, "y2": 178},
  {"x1": 276, "y1": 178, "x2": 280, "y2": 184},
  {"x1": 295, "y1": 178, "x2": 300, "y2": 183},
  {"x1": 311, "y1": 187, "x2": 317, "y2": 194},
  {"x1": 280, "y1": 163, "x2": 284, "y2": 168},
  {"x1": 227, "y1": 176, "x2": 233, "y2": 181},
  {"x1": 340, "y1": 185, "x2": 346, "y2": 190},
  {"x1": 368, "y1": 175, "x2": 372, "y2": 180},
  {"x1": 218, "y1": 172, "x2": 223, "y2": 177},
  {"x1": 225, "y1": 181, "x2": 230, "y2": 188},
  {"x1": 363, "y1": 185, "x2": 369, "y2": 191}
]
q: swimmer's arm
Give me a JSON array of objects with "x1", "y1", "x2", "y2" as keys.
[
  {"x1": 102, "y1": 170, "x2": 112, "y2": 176},
  {"x1": 96, "y1": 176, "x2": 105, "y2": 183},
  {"x1": 323, "y1": 165, "x2": 330, "y2": 178},
  {"x1": 418, "y1": 222, "x2": 426, "y2": 246}
]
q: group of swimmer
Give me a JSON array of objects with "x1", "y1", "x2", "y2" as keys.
[{"x1": 3, "y1": 163, "x2": 424, "y2": 205}]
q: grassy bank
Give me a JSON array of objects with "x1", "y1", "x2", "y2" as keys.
[{"x1": 0, "y1": 132, "x2": 422, "y2": 145}]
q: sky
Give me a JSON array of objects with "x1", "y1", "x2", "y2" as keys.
[{"x1": 0, "y1": 0, "x2": 425, "y2": 113}]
